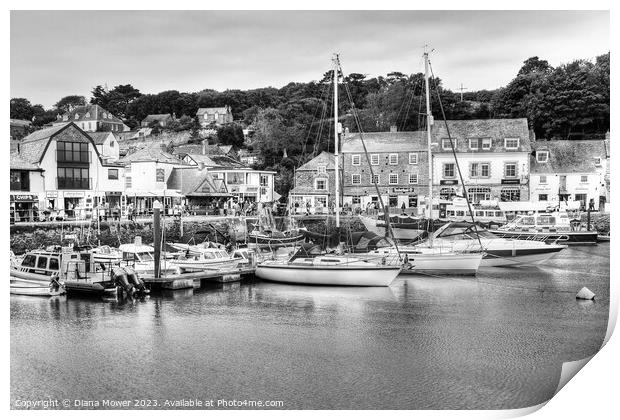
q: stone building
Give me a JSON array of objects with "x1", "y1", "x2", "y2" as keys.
[
  {"x1": 340, "y1": 131, "x2": 428, "y2": 211},
  {"x1": 289, "y1": 151, "x2": 337, "y2": 214},
  {"x1": 196, "y1": 106, "x2": 233, "y2": 127},
  {"x1": 431, "y1": 118, "x2": 531, "y2": 204}
]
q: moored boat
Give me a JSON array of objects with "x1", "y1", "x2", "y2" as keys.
[{"x1": 10, "y1": 277, "x2": 65, "y2": 296}]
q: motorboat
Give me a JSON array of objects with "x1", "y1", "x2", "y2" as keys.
[
  {"x1": 247, "y1": 229, "x2": 306, "y2": 249},
  {"x1": 173, "y1": 247, "x2": 242, "y2": 273},
  {"x1": 91, "y1": 245, "x2": 123, "y2": 264},
  {"x1": 118, "y1": 243, "x2": 181, "y2": 275},
  {"x1": 358, "y1": 214, "x2": 428, "y2": 242},
  {"x1": 488, "y1": 212, "x2": 598, "y2": 245},
  {"x1": 168, "y1": 241, "x2": 226, "y2": 257},
  {"x1": 62, "y1": 257, "x2": 118, "y2": 295},
  {"x1": 422, "y1": 222, "x2": 567, "y2": 267}
]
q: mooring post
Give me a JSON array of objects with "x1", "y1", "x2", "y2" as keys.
[
  {"x1": 587, "y1": 209, "x2": 591, "y2": 231},
  {"x1": 153, "y1": 200, "x2": 162, "y2": 278}
]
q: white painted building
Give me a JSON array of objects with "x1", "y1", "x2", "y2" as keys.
[{"x1": 529, "y1": 139, "x2": 609, "y2": 211}]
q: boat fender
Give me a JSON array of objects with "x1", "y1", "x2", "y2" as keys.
[
  {"x1": 381, "y1": 257, "x2": 386, "y2": 265},
  {"x1": 576, "y1": 287, "x2": 595, "y2": 300}
]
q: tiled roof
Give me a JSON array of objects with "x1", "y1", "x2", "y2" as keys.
[
  {"x1": 341, "y1": 131, "x2": 426, "y2": 152},
  {"x1": 219, "y1": 145, "x2": 234, "y2": 154},
  {"x1": 431, "y1": 118, "x2": 531, "y2": 152},
  {"x1": 173, "y1": 143, "x2": 210, "y2": 155},
  {"x1": 530, "y1": 140, "x2": 607, "y2": 174},
  {"x1": 55, "y1": 105, "x2": 123, "y2": 124},
  {"x1": 208, "y1": 155, "x2": 246, "y2": 168},
  {"x1": 120, "y1": 146, "x2": 184, "y2": 164},
  {"x1": 142, "y1": 114, "x2": 172, "y2": 123},
  {"x1": 88, "y1": 132, "x2": 113, "y2": 145},
  {"x1": 296, "y1": 151, "x2": 336, "y2": 171},
  {"x1": 167, "y1": 167, "x2": 229, "y2": 196},
  {"x1": 196, "y1": 106, "x2": 231, "y2": 116},
  {"x1": 18, "y1": 124, "x2": 72, "y2": 163},
  {"x1": 10, "y1": 152, "x2": 40, "y2": 170}
]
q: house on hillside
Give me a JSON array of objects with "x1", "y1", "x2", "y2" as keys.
[
  {"x1": 141, "y1": 114, "x2": 174, "y2": 128},
  {"x1": 53, "y1": 104, "x2": 128, "y2": 133},
  {"x1": 529, "y1": 139, "x2": 609, "y2": 211},
  {"x1": 289, "y1": 151, "x2": 336, "y2": 214},
  {"x1": 196, "y1": 106, "x2": 233, "y2": 127},
  {"x1": 89, "y1": 132, "x2": 120, "y2": 163}
]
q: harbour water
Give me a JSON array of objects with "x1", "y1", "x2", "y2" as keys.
[{"x1": 11, "y1": 243, "x2": 609, "y2": 410}]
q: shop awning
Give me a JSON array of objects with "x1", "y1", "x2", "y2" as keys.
[{"x1": 10, "y1": 194, "x2": 38, "y2": 202}]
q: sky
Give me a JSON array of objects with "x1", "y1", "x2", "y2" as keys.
[{"x1": 10, "y1": 10, "x2": 610, "y2": 108}]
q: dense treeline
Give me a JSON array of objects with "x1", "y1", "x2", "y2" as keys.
[{"x1": 11, "y1": 53, "x2": 610, "y2": 196}]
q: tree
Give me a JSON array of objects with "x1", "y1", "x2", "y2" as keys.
[
  {"x1": 54, "y1": 95, "x2": 86, "y2": 113},
  {"x1": 90, "y1": 85, "x2": 108, "y2": 106},
  {"x1": 216, "y1": 124, "x2": 245, "y2": 147},
  {"x1": 517, "y1": 56, "x2": 552, "y2": 76},
  {"x1": 10, "y1": 98, "x2": 35, "y2": 120}
]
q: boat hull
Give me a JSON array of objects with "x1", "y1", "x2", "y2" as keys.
[
  {"x1": 64, "y1": 281, "x2": 117, "y2": 295},
  {"x1": 402, "y1": 252, "x2": 482, "y2": 275},
  {"x1": 10, "y1": 278, "x2": 65, "y2": 296},
  {"x1": 247, "y1": 234, "x2": 305, "y2": 249},
  {"x1": 489, "y1": 230, "x2": 598, "y2": 245},
  {"x1": 174, "y1": 259, "x2": 241, "y2": 273},
  {"x1": 255, "y1": 263, "x2": 401, "y2": 286}
]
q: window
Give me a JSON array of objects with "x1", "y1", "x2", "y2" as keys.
[
  {"x1": 315, "y1": 179, "x2": 327, "y2": 191},
  {"x1": 389, "y1": 174, "x2": 398, "y2": 184},
  {"x1": 468, "y1": 187, "x2": 491, "y2": 203},
  {"x1": 63, "y1": 115, "x2": 68, "y2": 121},
  {"x1": 504, "y1": 138, "x2": 520, "y2": 149},
  {"x1": 57, "y1": 167, "x2": 89, "y2": 189},
  {"x1": 352, "y1": 154, "x2": 361, "y2": 165},
  {"x1": 110, "y1": 140, "x2": 115, "y2": 148},
  {"x1": 539, "y1": 194, "x2": 548, "y2": 201},
  {"x1": 125, "y1": 176, "x2": 132, "y2": 188},
  {"x1": 10, "y1": 170, "x2": 29, "y2": 191},
  {"x1": 580, "y1": 175, "x2": 588, "y2": 183},
  {"x1": 371, "y1": 174, "x2": 379, "y2": 184},
  {"x1": 85, "y1": 113, "x2": 91, "y2": 118},
  {"x1": 443, "y1": 163, "x2": 455, "y2": 178},
  {"x1": 317, "y1": 165, "x2": 326, "y2": 174},
  {"x1": 536, "y1": 151, "x2": 549, "y2": 163},
  {"x1": 388, "y1": 154, "x2": 398, "y2": 165},
  {"x1": 594, "y1": 157, "x2": 602, "y2": 166},
  {"x1": 370, "y1": 154, "x2": 379, "y2": 165},
  {"x1": 409, "y1": 174, "x2": 418, "y2": 184},
  {"x1": 501, "y1": 187, "x2": 521, "y2": 202},
  {"x1": 539, "y1": 175, "x2": 547, "y2": 184},
  {"x1": 57, "y1": 141, "x2": 89, "y2": 163},
  {"x1": 408, "y1": 153, "x2": 418, "y2": 164},
  {"x1": 442, "y1": 138, "x2": 453, "y2": 149},
  {"x1": 22, "y1": 254, "x2": 36, "y2": 267},
  {"x1": 156, "y1": 168, "x2": 165, "y2": 182},
  {"x1": 351, "y1": 174, "x2": 361, "y2": 184},
  {"x1": 469, "y1": 138, "x2": 479, "y2": 150},
  {"x1": 108, "y1": 169, "x2": 119, "y2": 180},
  {"x1": 481, "y1": 138, "x2": 492, "y2": 150},
  {"x1": 74, "y1": 114, "x2": 80, "y2": 120},
  {"x1": 260, "y1": 175, "x2": 269, "y2": 187},
  {"x1": 504, "y1": 162, "x2": 517, "y2": 178},
  {"x1": 351, "y1": 196, "x2": 361, "y2": 204},
  {"x1": 226, "y1": 172, "x2": 244, "y2": 185},
  {"x1": 440, "y1": 187, "x2": 457, "y2": 200},
  {"x1": 49, "y1": 258, "x2": 59, "y2": 271},
  {"x1": 469, "y1": 162, "x2": 490, "y2": 178},
  {"x1": 37, "y1": 256, "x2": 48, "y2": 269}
]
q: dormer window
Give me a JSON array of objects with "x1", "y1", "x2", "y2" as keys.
[
  {"x1": 594, "y1": 157, "x2": 602, "y2": 166},
  {"x1": 63, "y1": 115, "x2": 68, "y2": 121},
  {"x1": 504, "y1": 138, "x2": 520, "y2": 149},
  {"x1": 536, "y1": 151, "x2": 549, "y2": 163},
  {"x1": 74, "y1": 114, "x2": 80, "y2": 120},
  {"x1": 468, "y1": 138, "x2": 479, "y2": 150},
  {"x1": 442, "y1": 138, "x2": 453, "y2": 150}
]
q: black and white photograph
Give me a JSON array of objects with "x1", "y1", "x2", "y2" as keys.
[{"x1": 6, "y1": 2, "x2": 615, "y2": 416}]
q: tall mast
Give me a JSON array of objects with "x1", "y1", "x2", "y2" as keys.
[
  {"x1": 333, "y1": 53, "x2": 340, "y2": 228},
  {"x1": 424, "y1": 50, "x2": 433, "y2": 222}
]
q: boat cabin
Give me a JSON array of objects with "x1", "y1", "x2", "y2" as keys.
[
  {"x1": 119, "y1": 244, "x2": 155, "y2": 263},
  {"x1": 499, "y1": 212, "x2": 575, "y2": 233}
]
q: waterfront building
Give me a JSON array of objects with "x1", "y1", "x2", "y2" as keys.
[
  {"x1": 176, "y1": 152, "x2": 276, "y2": 203},
  {"x1": 431, "y1": 118, "x2": 531, "y2": 204},
  {"x1": 15, "y1": 123, "x2": 126, "y2": 216},
  {"x1": 529, "y1": 139, "x2": 609, "y2": 211},
  {"x1": 141, "y1": 114, "x2": 174, "y2": 128},
  {"x1": 289, "y1": 151, "x2": 336, "y2": 214},
  {"x1": 196, "y1": 106, "x2": 233, "y2": 127},
  {"x1": 52, "y1": 104, "x2": 128, "y2": 132},
  {"x1": 120, "y1": 145, "x2": 188, "y2": 213},
  {"x1": 10, "y1": 152, "x2": 45, "y2": 222},
  {"x1": 340, "y1": 130, "x2": 429, "y2": 211}
]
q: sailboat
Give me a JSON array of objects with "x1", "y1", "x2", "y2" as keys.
[
  {"x1": 357, "y1": 49, "x2": 483, "y2": 275},
  {"x1": 255, "y1": 54, "x2": 404, "y2": 287}
]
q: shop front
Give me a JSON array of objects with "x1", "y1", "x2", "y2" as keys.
[{"x1": 10, "y1": 193, "x2": 40, "y2": 223}]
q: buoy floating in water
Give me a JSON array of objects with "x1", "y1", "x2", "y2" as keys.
[{"x1": 576, "y1": 287, "x2": 595, "y2": 300}]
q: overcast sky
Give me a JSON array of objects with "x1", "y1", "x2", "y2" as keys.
[{"x1": 10, "y1": 10, "x2": 609, "y2": 108}]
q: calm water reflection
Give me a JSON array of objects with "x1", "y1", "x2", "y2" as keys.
[{"x1": 11, "y1": 244, "x2": 609, "y2": 409}]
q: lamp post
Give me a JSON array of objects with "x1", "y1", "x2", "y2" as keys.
[{"x1": 153, "y1": 199, "x2": 162, "y2": 278}]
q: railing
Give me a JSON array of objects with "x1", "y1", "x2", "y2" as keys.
[
  {"x1": 56, "y1": 177, "x2": 92, "y2": 190},
  {"x1": 56, "y1": 150, "x2": 92, "y2": 163}
]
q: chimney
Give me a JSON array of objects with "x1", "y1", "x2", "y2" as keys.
[
  {"x1": 390, "y1": 125, "x2": 397, "y2": 133},
  {"x1": 198, "y1": 161, "x2": 205, "y2": 171},
  {"x1": 202, "y1": 140, "x2": 206, "y2": 155}
]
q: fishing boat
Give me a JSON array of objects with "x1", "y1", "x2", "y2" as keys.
[
  {"x1": 423, "y1": 222, "x2": 567, "y2": 266},
  {"x1": 256, "y1": 54, "x2": 404, "y2": 287},
  {"x1": 488, "y1": 212, "x2": 598, "y2": 245}
]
